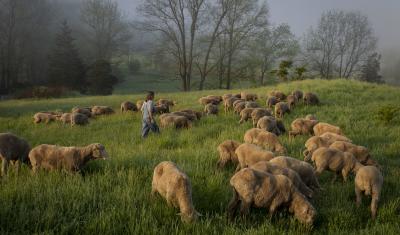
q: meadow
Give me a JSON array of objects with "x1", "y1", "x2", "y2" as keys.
[{"x1": 0, "y1": 79, "x2": 399, "y2": 235}]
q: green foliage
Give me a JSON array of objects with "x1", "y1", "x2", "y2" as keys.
[
  {"x1": 86, "y1": 59, "x2": 118, "y2": 95},
  {"x1": 376, "y1": 105, "x2": 399, "y2": 124},
  {"x1": 293, "y1": 66, "x2": 307, "y2": 80},
  {"x1": 128, "y1": 59, "x2": 141, "y2": 75},
  {"x1": 271, "y1": 60, "x2": 293, "y2": 82}
]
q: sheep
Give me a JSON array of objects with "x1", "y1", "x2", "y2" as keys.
[
  {"x1": 72, "y1": 107, "x2": 92, "y2": 117},
  {"x1": 206, "y1": 95, "x2": 223, "y2": 102},
  {"x1": 228, "y1": 168, "x2": 316, "y2": 225},
  {"x1": 266, "y1": 96, "x2": 279, "y2": 108},
  {"x1": 291, "y1": 90, "x2": 303, "y2": 102},
  {"x1": 276, "y1": 119, "x2": 286, "y2": 135},
  {"x1": 303, "y1": 133, "x2": 351, "y2": 160},
  {"x1": 319, "y1": 132, "x2": 352, "y2": 143},
  {"x1": 170, "y1": 111, "x2": 197, "y2": 122},
  {"x1": 269, "y1": 91, "x2": 286, "y2": 101},
  {"x1": 157, "y1": 99, "x2": 176, "y2": 107},
  {"x1": 160, "y1": 114, "x2": 192, "y2": 129},
  {"x1": 287, "y1": 94, "x2": 296, "y2": 110},
  {"x1": 71, "y1": 113, "x2": 89, "y2": 126},
  {"x1": 269, "y1": 156, "x2": 320, "y2": 190},
  {"x1": 303, "y1": 92, "x2": 319, "y2": 105},
  {"x1": 151, "y1": 161, "x2": 201, "y2": 223},
  {"x1": 234, "y1": 143, "x2": 275, "y2": 171},
  {"x1": 29, "y1": 143, "x2": 108, "y2": 173},
  {"x1": 275, "y1": 102, "x2": 290, "y2": 119},
  {"x1": 305, "y1": 114, "x2": 317, "y2": 120},
  {"x1": 91, "y1": 106, "x2": 115, "y2": 116},
  {"x1": 224, "y1": 97, "x2": 241, "y2": 113},
  {"x1": 313, "y1": 122, "x2": 343, "y2": 136},
  {"x1": 289, "y1": 118, "x2": 319, "y2": 139},
  {"x1": 0, "y1": 133, "x2": 31, "y2": 177},
  {"x1": 239, "y1": 108, "x2": 255, "y2": 124},
  {"x1": 222, "y1": 94, "x2": 233, "y2": 101},
  {"x1": 234, "y1": 102, "x2": 246, "y2": 114},
  {"x1": 251, "y1": 108, "x2": 272, "y2": 127},
  {"x1": 244, "y1": 101, "x2": 260, "y2": 108},
  {"x1": 204, "y1": 103, "x2": 218, "y2": 115},
  {"x1": 33, "y1": 112, "x2": 59, "y2": 124},
  {"x1": 310, "y1": 147, "x2": 363, "y2": 182},
  {"x1": 250, "y1": 161, "x2": 314, "y2": 198},
  {"x1": 217, "y1": 140, "x2": 241, "y2": 168},
  {"x1": 244, "y1": 129, "x2": 286, "y2": 155},
  {"x1": 329, "y1": 141, "x2": 377, "y2": 166},
  {"x1": 240, "y1": 92, "x2": 258, "y2": 101},
  {"x1": 355, "y1": 165, "x2": 383, "y2": 220},
  {"x1": 198, "y1": 97, "x2": 220, "y2": 105},
  {"x1": 155, "y1": 104, "x2": 170, "y2": 114},
  {"x1": 120, "y1": 101, "x2": 138, "y2": 113},
  {"x1": 58, "y1": 113, "x2": 72, "y2": 124},
  {"x1": 136, "y1": 100, "x2": 144, "y2": 110},
  {"x1": 257, "y1": 116, "x2": 281, "y2": 136},
  {"x1": 233, "y1": 99, "x2": 245, "y2": 107},
  {"x1": 179, "y1": 110, "x2": 202, "y2": 120}
]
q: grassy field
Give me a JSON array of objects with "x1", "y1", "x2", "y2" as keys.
[{"x1": 0, "y1": 79, "x2": 399, "y2": 234}]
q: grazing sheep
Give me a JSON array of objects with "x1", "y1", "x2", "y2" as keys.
[
  {"x1": 235, "y1": 143, "x2": 275, "y2": 171},
  {"x1": 269, "y1": 91, "x2": 286, "y2": 101},
  {"x1": 303, "y1": 134, "x2": 351, "y2": 160},
  {"x1": 266, "y1": 96, "x2": 279, "y2": 108},
  {"x1": 33, "y1": 112, "x2": 59, "y2": 124},
  {"x1": 289, "y1": 118, "x2": 319, "y2": 139},
  {"x1": 179, "y1": 110, "x2": 202, "y2": 120},
  {"x1": 0, "y1": 133, "x2": 31, "y2": 177},
  {"x1": 136, "y1": 100, "x2": 144, "y2": 111},
  {"x1": 305, "y1": 114, "x2": 317, "y2": 120},
  {"x1": 120, "y1": 101, "x2": 138, "y2": 113},
  {"x1": 319, "y1": 132, "x2": 352, "y2": 143},
  {"x1": 239, "y1": 108, "x2": 256, "y2": 124},
  {"x1": 228, "y1": 168, "x2": 316, "y2": 225},
  {"x1": 222, "y1": 94, "x2": 233, "y2": 101},
  {"x1": 233, "y1": 99, "x2": 245, "y2": 107},
  {"x1": 276, "y1": 120, "x2": 286, "y2": 134},
  {"x1": 287, "y1": 95, "x2": 296, "y2": 110},
  {"x1": 91, "y1": 106, "x2": 114, "y2": 116},
  {"x1": 198, "y1": 97, "x2": 220, "y2": 105},
  {"x1": 157, "y1": 99, "x2": 176, "y2": 107},
  {"x1": 160, "y1": 114, "x2": 192, "y2": 129},
  {"x1": 250, "y1": 161, "x2": 314, "y2": 198},
  {"x1": 206, "y1": 95, "x2": 223, "y2": 102},
  {"x1": 240, "y1": 92, "x2": 258, "y2": 101},
  {"x1": 72, "y1": 107, "x2": 92, "y2": 117},
  {"x1": 234, "y1": 102, "x2": 246, "y2": 114},
  {"x1": 217, "y1": 140, "x2": 241, "y2": 168},
  {"x1": 257, "y1": 116, "x2": 281, "y2": 136},
  {"x1": 310, "y1": 147, "x2": 363, "y2": 182},
  {"x1": 269, "y1": 156, "x2": 320, "y2": 190},
  {"x1": 313, "y1": 122, "x2": 343, "y2": 136},
  {"x1": 245, "y1": 101, "x2": 260, "y2": 108},
  {"x1": 291, "y1": 90, "x2": 303, "y2": 102},
  {"x1": 204, "y1": 103, "x2": 218, "y2": 115},
  {"x1": 59, "y1": 113, "x2": 72, "y2": 124},
  {"x1": 251, "y1": 108, "x2": 272, "y2": 127},
  {"x1": 355, "y1": 166, "x2": 383, "y2": 220},
  {"x1": 151, "y1": 161, "x2": 201, "y2": 223},
  {"x1": 274, "y1": 102, "x2": 290, "y2": 119},
  {"x1": 244, "y1": 129, "x2": 286, "y2": 155},
  {"x1": 303, "y1": 92, "x2": 319, "y2": 105},
  {"x1": 71, "y1": 113, "x2": 89, "y2": 126},
  {"x1": 170, "y1": 111, "x2": 197, "y2": 122},
  {"x1": 329, "y1": 141, "x2": 377, "y2": 166},
  {"x1": 224, "y1": 97, "x2": 241, "y2": 113},
  {"x1": 29, "y1": 143, "x2": 108, "y2": 173},
  {"x1": 155, "y1": 104, "x2": 170, "y2": 114}
]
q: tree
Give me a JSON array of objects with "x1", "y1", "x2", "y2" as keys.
[
  {"x1": 360, "y1": 52, "x2": 383, "y2": 83},
  {"x1": 271, "y1": 60, "x2": 293, "y2": 82},
  {"x1": 48, "y1": 21, "x2": 85, "y2": 91},
  {"x1": 86, "y1": 59, "x2": 118, "y2": 95}
]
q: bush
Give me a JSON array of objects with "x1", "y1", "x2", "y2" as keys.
[
  {"x1": 14, "y1": 86, "x2": 68, "y2": 99},
  {"x1": 376, "y1": 105, "x2": 399, "y2": 124},
  {"x1": 86, "y1": 59, "x2": 118, "y2": 95}
]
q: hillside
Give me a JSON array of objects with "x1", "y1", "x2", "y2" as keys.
[{"x1": 0, "y1": 79, "x2": 399, "y2": 234}]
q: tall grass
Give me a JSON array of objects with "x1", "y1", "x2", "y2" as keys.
[{"x1": 0, "y1": 79, "x2": 399, "y2": 234}]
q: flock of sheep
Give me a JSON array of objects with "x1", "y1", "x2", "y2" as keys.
[{"x1": 0, "y1": 88, "x2": 384, "y2": 227}]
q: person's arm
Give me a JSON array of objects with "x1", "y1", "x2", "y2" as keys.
[{"x1": 149, "y1": 101, "x2": 155, "y2": 122}]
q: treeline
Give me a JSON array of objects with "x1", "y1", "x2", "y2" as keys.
[{"x1": 0, "y1": 0, "x2": 383, "y2": 96}]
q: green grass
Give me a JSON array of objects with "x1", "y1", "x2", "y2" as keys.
[{"x1": 1, "y1": 79, "x2": 400, "y2": 234}]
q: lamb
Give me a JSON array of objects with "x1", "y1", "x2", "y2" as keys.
[
  {"x1": 29, "y1": 143, "x2": 108, "y2": 173},
  {"x1": 233, "y1": 102, "x2": 246, "y2": 114},
  {"x1": 269, "y1": 156, "x2": 320, "y2": 190},
  {"x1": 251, "y1": 108, "x2": 272, "y2": 127},
  {"x1": 269, "y1": 91, "x2": 286, "y2": 101},
  {"x1": 157, "y1": 99, "x2": 176, "y2": 107},
  {"x1": 329, "y1": 141, "x2": 377, "y2": 166},
  {"x1": 257, "y1": 116, "x2": 281, "y2": 136},
  {"x1": 240, "y1": 92, "x2": 258, "y2": 101},
  {"x1": 244, "y1": 101, "x2": 260, "y2": 108},
  {"x1": 152, "y1": 162, "x2": 201, "y2": 223},
  {"x1": 291, "y1": 90, "x2": 303, "y2": 102},
  {"x1": 303, "y1": 92, "x2": 319, "y2": 105},
  {"x1": 250, "y1": 161, "x2": 314, "y2": 198},
  {"x1": 234, "y1": 143, "x2": 275, "y2": 171},
  {"x1": 243, "y1": 129, "x2": 286, "y2": 155},
  {"x1": 310, "y1": 147, "x2": 363, "y2": 182},
  {"x1": 0, "y1": 133, "x2": 31, "y2": 177},
  {"x1": 72, "y1": 107, "x2": 92, "y2": 117},
  {"x1": 33, "y1": 112, "x2": 59, "y2": 124},
  {"x1": 287, "y1": 95, "x2": 296, "y2": 110},
  {"x1": 313, "y1": 122, "x2": 343, "y2": 136},
  {"x1": 224, "y1": 97, "x2": 241, "y2": 113},
  {"x1": 120, "y1": 101, "x2": 138, "y2": 112},
  {"x1": 239, "y1": 108, "x2": 255, "y2": 124},
  {"x1": 160, "y1": 114, "x2": 192, "y2": 129},
  {"x1": 266, "y1": 96, "x2": 279, "y2": 108},
  {"x1": 204, "y1": 103, "x2": 218, "y2": 115},
  {"x1": 354, "y1": 166, "x2": 383, "y2": 220},
  {"x1": 274, "y1": 102, "x2": 290, "y2": 119},
  {"x1": 136, "y1": 100, "x2": 144, "y2": 110},
  {"x1": 228, "y1": 168, "x2": 316, "y2": 225},
  {"x1": 91, "y1": 106, "x2": 115, "y2": 116},
  {"x1": 71, "y1": 113, "x2": 89, "y2": 126},
  {"x1": 198, "y1": 97, "x2": 220, "y2": 105},
  {"x1": 216, "y1": 140, "x2": 241, "y2": 168},
  {"x1": 289, "y1": 117, "x2": 319, "y2": 139}
]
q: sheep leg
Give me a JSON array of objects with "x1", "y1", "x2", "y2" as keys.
[
  {"x1": 239, "y1": 201, "x2": 251, "y2": 217},
  {"x1": 227, "y1": 189, "x2": 240, "y2": 221},
  {"x1": 1, "y1": 159, "x2": 9, "y2": 177},
  {"x1": 331, "y1": 172, "x2": 339, "y2": 183},
  {"x1": 341, "y1": 169, "x2": 349, "y2": 182},
  {"x1": 355, "y1": 185, "x2": 362, "y2": 207},
  {"x1": 371, "y1": 187, "x2": 380, "y2": 220},
  {"x1": 14, "y1": 160, "x2": 21, "y2": 176}
]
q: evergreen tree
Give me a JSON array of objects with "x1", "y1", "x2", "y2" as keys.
[
  {"x1": 86, "y1": 59, "x2": 118, "y2": 95},
  {"x1": 360, "y1": 53, "x2": 383, "y2": 83},
  {"x1": 48, "y1": 20, "x2": 85, "y2": 91}
]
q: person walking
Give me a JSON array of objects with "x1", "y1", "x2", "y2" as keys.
[{"x1": 141, "y1": 91, "x2": 160, "y2": 138}]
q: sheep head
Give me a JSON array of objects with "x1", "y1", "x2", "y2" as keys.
[
  {"x1": 89, "y1": 143, "x2": 109, "y2": 160},
  {"x1": 179, "y1": 210, "x2": 202, "y2": 223}
]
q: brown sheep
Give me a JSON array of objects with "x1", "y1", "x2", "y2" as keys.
[
  {"x1": 302, "y1": 134, "x2": 351, "y2": 160},
  {"x1": 224, "y1": 97, "x2": 241, "y2": 113},
  {"x1": 136, "y1": 100, "x2": 144, "y2": 111},
  {"x1": 240, "y1": 92, "x2": 258, "y2": 101},
  {"x1": 355, "y1": 166, "x2": 383, "y2": 220},
  {"x1": 275, "y1": 102, "x2": 290, "y2": 119},
  {"x1": 310, "y1": 147, "x2": 363, "y2": 182},
  {"x1": 91, "y1": 106, "x2": 114, "y2": 116},
  {"x1": 244, "y1": 129, "x2": 286, "y2": 155},
  {"x1": 289, "y1": 118, "x2": 319, "y2": 139},
  {"x1": 160, "y1": 114, "x2": 192, "y2": 129},
  {"x1": 29, "y1": 143, "x2": 108, "y2": 173},
  {"x1": 120, "y1": 101, "x2": 138, "y2": 113},
  {"x1": 291, "y1": 90, "x2": 303, "y2": 102},
  {"x1": 72, "y1": 107, "x2": 92, "y2": 117},
  {"x1": 287, "y1": 94, "x2": 296, "y2": 110},
  {"x1": 198, "y1": 97, "x2": 220, "y2": 105},
  {"x1": 170, "y1": 111, "x2": 197, "y2": 122},
  {"x1": 206, "y1": 95, "x2": 222, "y2": 102},
  {"x1": 179, "y1": 110, "x2": 202, "y2": 120},
  {"x1": 269, "y1": 91, "x2": 286, "y2": 101},
  {"x1": 217, "y1": 140, "x2": 241, "y2": 168},
  {"x1": 250, "y1": 161, "x2": 314, "y2": 198},
  {"x1": 155, "y1": 104, "x2": 170, "y2": 114},
  {"x1": 244, "y1": 101, "x2": 260, "y2": 108},
  {"x1": 251, "y1": 108, "x2": 272, "y2": 127},
  {"x1": 257, "y1": 116, "x2": 281, "y2": 136},
  {"x1": 228, "y1": 169, "x2": 316, "y2": 225},
  {"x1": 266, "y1": 96, "x2": 279, "y2": 108},
  {"x1": 204, "y1": 103, "x2": 218, "y2": 115},
  {"x1": 222, "y1": 94, "x2": 233, "y2": 101},
  {"x1": 234, "y1": 143, "x2": 275, "y2": 171},
  {"x1": 313, "y1": 122, "x2": 343, "y2": 136},
  {"x1": 305, "y1": 114, "x2": 317, "y2": 120},
  {"x1": 234, "y1": 102, "x2": 246, "y2": 114},
  {"x1": 329, "y1": 141, "x2": 377, "y2": 166},
  {"x1": 303, "y1": 92, "x2": 319, "y2": 105},
  {"x1": 0, "y1": 133, "x2": 31, "y2": 177},
  {"x1": 319, "y1": 132, "x2": 352, "y2": 143},
  {"x1": 233, "y1": 99, "x2": 245, "y2": 107},
  {"x1": 239, "y1": 108, "x2": 255, "y2": 124},
  {"x1": 269, "y1": 156, "x2": 320, "y2": 190},
  {"x1": 59, "y1": 113, "x2": 72, "y2": 124},
  {"x1": 33, "y1": 112, "x2": 59, "y2": 124},
  {"x1": 151, "y1": 161, "x2": 201, "y2": 223},
  {"x1": 157, "y1": 99, "x2": 176, "y2": 107},
  {"x1": 71, "y1": 113, "x2": 89, "y2": 126}
]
